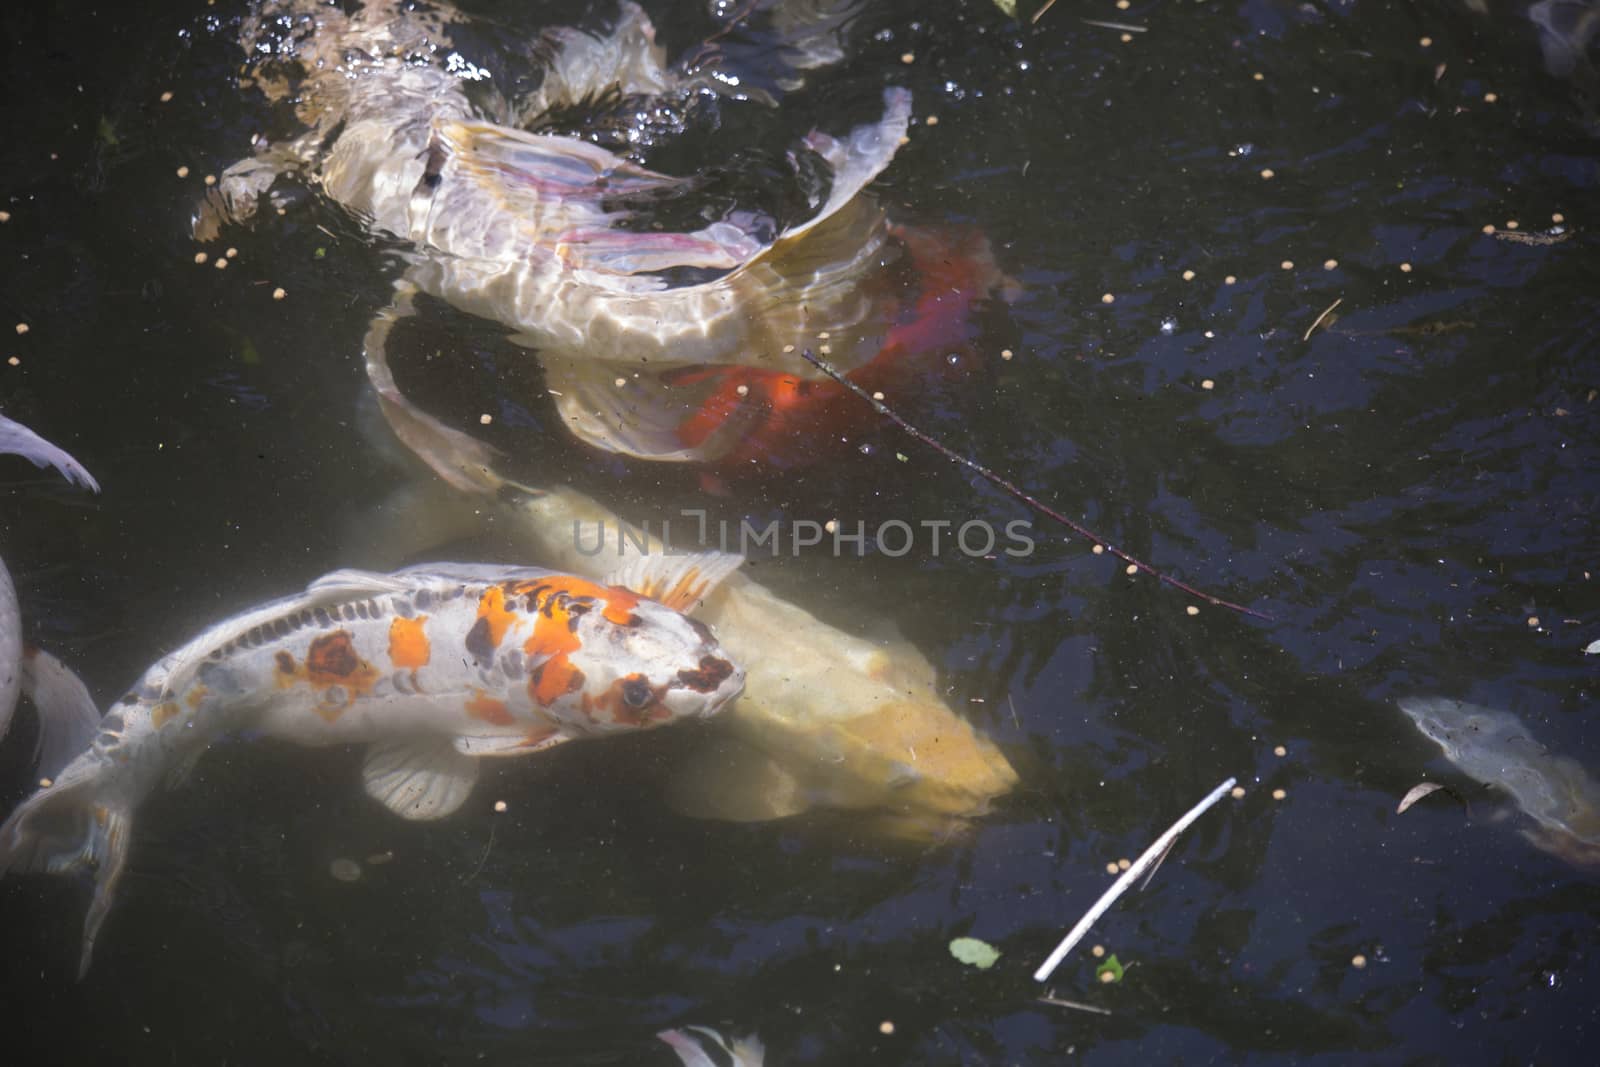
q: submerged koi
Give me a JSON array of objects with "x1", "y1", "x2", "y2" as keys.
[
  {"x1": 0, "y1": 413, "x2": 102, "y2": 780},
  {"x1": 0, "y1": 552, "x2": 745, "y2": 975}
]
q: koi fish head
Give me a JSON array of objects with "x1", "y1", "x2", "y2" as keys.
[{"x1": 499, "y1": 574, "x2": 744, "y2": 736}]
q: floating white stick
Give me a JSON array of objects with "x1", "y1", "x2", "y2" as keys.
[{"x1": 1033, "y1": 776, "x2": 1237, "y2": 983}]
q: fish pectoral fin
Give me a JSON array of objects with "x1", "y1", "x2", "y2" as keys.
[
  {"x1": 361, "y1": 737, "x2": 479, "y2": 820},
  {"x1": 453, "y1": 729, "x2": 571, "y2": 758},
  {"x1": 605, "y1": 549, "x2": 744, "y2": 614}
]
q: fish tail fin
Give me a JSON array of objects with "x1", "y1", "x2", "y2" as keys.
[
  {"x1": 0, "y1": 765, "x2": 133, "y2": 977},
  {"x1": 19, "y1": 646, "x2": 103, "y2": 781}
]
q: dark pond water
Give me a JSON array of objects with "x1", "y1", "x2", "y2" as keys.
[{"x1": 2, "y1": 0, "x2": 1597, "y2": 1063}]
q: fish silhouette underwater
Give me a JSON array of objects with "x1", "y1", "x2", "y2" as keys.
[
  {"x1": 0, "y1": 551, "x2": 745, "y2": 975},
  {"x1": 199, "y1": 0, "x2": 1014, "y2": 484}
]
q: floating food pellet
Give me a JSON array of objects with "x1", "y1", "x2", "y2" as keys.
[
  {"x1": 329, "y1": 858, "x2": 362, "y2": 882},
  {"x1": 159, "y1": 90, "x2": 174, "y2": 103},
  {"x1": 1201, "y1": 378, "x2": 1215, "y2": 389},
  {"x1": 1399, "y1": 262, "x2": 1413, "y2": 272},
  {"x1": 1481, "y1": 224, "x2": 1496, "y2": 235},
  {"x1": 1260, "y1": 168, "x2": 1275, "y2": 180},
  {"x1": 1252, "y1": 72, "x2": 1264, "y2": 81},
  {"x1": 1280, "y1": 260, "x2": 1294, "y2": 270},
  {"x1": 817, "y1": 330, "x2": 831, "y2": 340},
  {"x1": 195, "y1": 252, "x2": 208, "y2": 264},
  {"x1": 1092, "y1": 544, "x2": 1104, "y2": 554},
  {"x1": 1323, "y1": 259, "x2": 1338, "y2": 270},
  {"x1": 735, "y1": 384, "x2": 749, "y2": 397},
  {"x1": 1000, "y1": 348, "x2": 1014, "y2": 360},
  {"x1": 494, "y1": 800, "x2": 508, "y2": 812},
  {"x1": 7, "y1": 356, "x2": 19, "y2": 367},
  {"x1": 1224, "y1": 275, "x2": 1237, "y2": 285},
  {"x1": 13, "y1": 323, "x2": 28, "y2": 336},
  {"x1": 1125, "y1": 564, "x2": 1138, "y2": 575},
  {"x1": 1420, "y1": 37, "x2": 1432, "y2": 48},
  {"x1": 818, "y1": 343, "x2": 832, "y2": 354},
  {"x1": 1186, "y1": 605, "x2": 1200, "y2": 616},
  {"x1": 900, "y1": 52, "x2": 915, "y2": 64},
  {"x1": 1552, "y1": 212, "x2": 1565, "y2": 223},
  {"x1": 478, "y1": 413, "x2": 492, "y2": 425},
  {"x1": 1091, "y1": 945, "x2": 1105, "y2": 958},
  {"x1": 176, "y1": 165, "x2": 190, "y2": 178},
  {"x1": 1117, "y1": 858, "x2": 1131, "y2": 871},
  {"x1": 214, "y1": 257, "x2": 228, "y2": 270},
  {"x1": 825, "y1": 519, "x2": 838, "y2": 534},
  {"x1": 1505, "y1": 220, "x2": 1519, "y2": 230},
  {"x1": 871, "y1": 391, "x2": 884, "y2": 400},
  {"x1": 1274, "y1": 745, "x2": 1287, "y2": 757},
  {"x1": 204, "y1": 174, "x2": 217, "y2": 186},
  {"x1": 1100, "y1": 293, "x2": 1114, "y2": 304},
  {"x1": 1484, "y1": 92, "x2": 1497, "y2": 103},
  {"x1": 225, "y1": 246, "x2": 238, "y2": 259},
  {"x1": 1120, "y1": 33, "x2": 1132, "y2": 43},
  {"x1": 1230, "y1": 786, "x2": 1246, "y2": 798},
  {"x1": 613, "y1": 377, "x2": 626, "y2": 387},
  {"x1": 924, "y1": 115, "x2": 939, "y2": 127},
  {"x1": 1099, "y1": 970, "x2": 1117, "y2": 984},
  {"x1": 782, "y1": 344, "x2": 795, "y2": 353},
  {"x1": 272, "y1": 287, "x2": 286, "y2": 300},
  {"x1": 0, "y1": 211, "x2": 9, "y2": 223},
  {"x1": 1351, "y1": 954, "x2": 1368, "y2": 969},
  {"x1": 1116, "y1": 0, "x2": 1130, "y2": 8},
  {"x1": 879, "y1": 1021, "x2": 895, "y2": 1035},
  {"x1": 1527, "y1": 616, "x2": 1540, "y2": 627},
  {"x1": 1105, "y1": 861, "x2": 1119, "y2": 875},
  {"x1": 38, "y1": 777, "x2": 52, "y2": 788},
  {"x1": 1181, "y1": 269, "x2": 1195, "y2": 281},
  {"x1": 1271, "y1": 788, "x2": 1287, "y2": 800}
]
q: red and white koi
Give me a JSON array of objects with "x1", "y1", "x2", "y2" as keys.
[{"x1": 0, "y1": 552, "x2": 744, "y2": 975}]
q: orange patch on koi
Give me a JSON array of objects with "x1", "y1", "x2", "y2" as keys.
[
  {"x1": 388, "y1": 615, "x2": 431, "y2": 670},
  {"x1": 470, "y1": 586, "x2": 518, "y2": 656},
  {"x1": 465, "y1": 689, "x2": 514, "y2": 726},
  {"x1": 151, "y1": 702, "x2": 181, "y2": 728},
  {"x1": 184, "y1": 686, "x2": 208, "y2": 710},
  {"x1": 305, "y1": 630, "x2": 378, "y2": 693}
]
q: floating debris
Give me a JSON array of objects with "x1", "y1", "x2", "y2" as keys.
[
  {"x1": 329, "y1": 857, "x2": 362, "y2": 882},
  {"x1": 365, "y1": 850, "x2": 394, "y2": 865},
  {"x1": 1095, "y1": 953, "x2": 1126, "y2": 984},
  {"x1": 1034, "y1": 776, "x2": 1237, "y2": 982},
  {"x1": 949, "y1": 936, "x2": 1002, "y2": 970}
]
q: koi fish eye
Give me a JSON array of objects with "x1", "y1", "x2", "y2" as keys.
[{"x1": 621, "y1": 678, "x2": 653, "y2": 709}]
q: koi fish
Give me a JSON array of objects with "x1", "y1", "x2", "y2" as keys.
[
  {"x1": 0, "y1": 552, "x2": 745, "y2": 975},
  {"x1": 660, "y1": 1026, "x2": 765, "y2": 1067},
  {"x1": 1399, "y1": 696, "x2": 1600, "y2": 867},
  {"x1": 345, "y1": 479, "x2": 1019, "y2": 836},
  {"x1": 0, "y1": 413, "x2": 101, "y2": 779},
  {"x1": 202, "y1": 1, "x2": 1014, "y2": 484}
]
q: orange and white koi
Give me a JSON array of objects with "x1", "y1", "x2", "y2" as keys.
[{"x1": 0, "y1": 552, "x2": 744, "y2": 975}]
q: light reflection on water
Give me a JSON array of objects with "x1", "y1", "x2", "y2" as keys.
[{"x1": 0, "y1": 0, "x2": 1597, "y2": 1063}]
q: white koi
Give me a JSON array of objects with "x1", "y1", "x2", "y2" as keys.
[
  {"x1": 0, "y1": 412, "x2": 102, "y2": 780},
  {"x1": 0, "y1": 552, "x2": 744, "y2": 975}
]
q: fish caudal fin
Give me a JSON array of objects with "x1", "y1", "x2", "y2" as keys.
[
  {"x1": 0, "y1": 765, "x2": 133, "y2": 977},
  {"x1": 18, "y1": 647, "x2": 102, "y2": 781}
]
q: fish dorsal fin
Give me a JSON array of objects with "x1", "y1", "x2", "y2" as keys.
[
  {"x1": 454, "y1": 730, "x2": 570, "y2": 758},
  {"x1": 605, "y1": 550, "x2": 743, "y2": 613},
  {"x1": 305, "y1": 568, "x2": 418, "y2": 599},
  {"x1": 361, "y1": 737, "x2": 479, "y2": 820}
]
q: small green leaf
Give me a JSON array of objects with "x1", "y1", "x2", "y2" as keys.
[
  {"x1": 1095, "y1": 954, "x2": 1126, "y2": 984},
  {"x1": 949, "y1": 936, "x2": 1001, "y2": 969},
  {"x1": 96, "y1": 116, "x2": 120, "y2": 147},
  {"x1": 314, "y1": 246, "x2": 327, "y2": 259},
  {"x1": 992, "y1": 0, "x2": 1018, "y2": 18}
]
